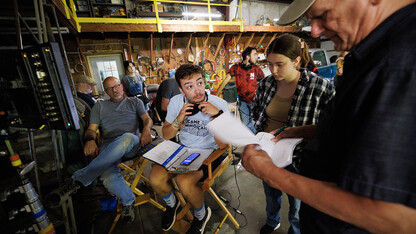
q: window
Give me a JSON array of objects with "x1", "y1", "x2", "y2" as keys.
[
  {"x1": 312, "y1": 51, "x2": 327, "y2": 67},
  {"x1": 87, "y1": 54, "x2": 124, "y2": 99}
]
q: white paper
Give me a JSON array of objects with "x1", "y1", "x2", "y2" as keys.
[
  {"x1": 256, "y1": 132, "x2": 302, "y2": 168},
  {"x1": 143, "y1": 140, "x2": 184, "y2": 165},
  {"x1": 207, "y1": 112, "x2": 259, "y2": 147},
  {"x1": 207, "y1": 112, "x2": 302, "y2": 168}
]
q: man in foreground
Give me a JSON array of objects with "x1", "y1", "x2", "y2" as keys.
[
  {"x1": 149, "y1": 64, "x2": 229, "y2": 234},
  {"x1": 242, "y1": 0, "x2": 416, "y2": 232}
]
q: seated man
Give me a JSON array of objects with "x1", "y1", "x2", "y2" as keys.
[
  {"x1": 153, "y1": 77, "x2": 180, "y2": 122},
  {"x1": 149, "y1": 64, "x2": 229, "y2": 234},
  {"x1": 75, "y1": 74, "x2": 97, "y2": 108},
  {"x1": 55, "y1": 76, "x2": 152, "y2": 223}
]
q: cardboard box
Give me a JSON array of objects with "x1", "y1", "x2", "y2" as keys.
[{"x1": 152, "y1": 3, "x2": 164, "y2": 12}]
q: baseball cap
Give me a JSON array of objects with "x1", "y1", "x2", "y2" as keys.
[
  {"x1": 277, "y1": 0, "x2": 316, "y2": 26},
  {"x1": 76, "y1": 75, "x2": 97, "y2": 86}
]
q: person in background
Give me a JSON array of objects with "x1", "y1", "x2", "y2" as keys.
[
  {"x1": 299, "y1": 38, "x2": 319, "y2": 74},
  {"x1": 333, "y1": 51, "x2": 349, "y2": 87},
  {"x1": 153, "y1": 77, "x2": 181, "y2": 122},
  {"x1": 149, "y1": 64, "x2": 229, "y2": 234},
  {"x1": 252, "y1": 34, "x2": 335, "y2": 234},
  {"x1": 242, "y1": 0, "x2": 416, "y2": 233},
  {"x1": 227, "y1": 46, "x2": 265, "y2": 133},
  {"x1": 49, "y1": 76, "x2": 153, "y2": 224},
  {"x1": 121, "y1": 60, "x2": 149, "y2": 109},
  {"x1": 76, "y1": 75, "x2": 97, "y2": 108}
]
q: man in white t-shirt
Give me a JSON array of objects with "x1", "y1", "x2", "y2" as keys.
[{"x1": 149, "y1": 64, "x2": 229, "y2": 234}]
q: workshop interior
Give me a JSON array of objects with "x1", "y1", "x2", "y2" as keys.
[{"x1": 0, "y1": 0, "x2": 336, "y2": 233}]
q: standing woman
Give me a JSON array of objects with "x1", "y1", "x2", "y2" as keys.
[
  {"x1": 122, "y1": 60, "x2": 149, "y2": 109},
  {"x1": 299, "y1": 38, "x2": 319, "y2": 75},
  {"x1": 252, "y1": 34, "x2": 335, "y2": 234}
]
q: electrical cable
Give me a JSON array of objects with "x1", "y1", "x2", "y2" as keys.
[
  {"x1": 219, "y1": 69, "x2": 226, "y2": 80},
  {"x1": 137, "y1": 205, "x2": 145, "y2": 233},
  {"x1": 209, "y1": 44, "x2": 217, "y2": 55},
  {"x1": 201, "y1": 60, "x2": 215, "y2": 73},
  {"x1": 226, "y1": 37, "x2": 234, "y2": 47},
  {"x1": 157, "y1": 68, "x2": 166, "y2": 81},
  {"x1": 214, "y1": 155, "x2": 248, "y2": 228},
  {"x1": 74, "y1": 63, "x2": 84, "y2": 73},
  {"x1": 219, "y1": 44, "x2": 226, "y2": 57},
  {"x1": 232, "y1": 163, "x2": 248, "y2": 227}
]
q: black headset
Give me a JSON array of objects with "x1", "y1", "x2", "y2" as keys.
[{"x1": 183, "y1": 92, "x2": 209, "y2": 116}]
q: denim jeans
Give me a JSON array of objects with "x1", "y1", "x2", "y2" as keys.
[
  {"x1": 263, "y1": 165, "x2": 301, "y2": 234},
  {"x1": 238, "y1": 100, "x2": 256, "y2": 133},
  {"x1": 72, "y1": 133, "x2": 141, "y2": 206}
]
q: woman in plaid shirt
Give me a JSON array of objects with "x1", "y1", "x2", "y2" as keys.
[{"x1": 252, "y1": 34, "x2": 335, "y2": 234}]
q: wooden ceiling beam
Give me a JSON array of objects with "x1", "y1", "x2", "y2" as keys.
[
  {"x1": 79, "y1": 23, "x2": 301, "y2": 33},
  {"x1": 256, "y1": 33, "x2": 267, "y2": 48},
  {"x1": 169, "y1": 33, "x2": 174, "y2": 64}
]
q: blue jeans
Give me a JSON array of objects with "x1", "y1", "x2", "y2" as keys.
[
  {"x1": 263, "y1": 165, "x2": 301, "y2": 234},
  {"x1": 238, "y1": 100, "x2": 256, "y2": 133},
  {"x1": 72, "y1": 133, "x2": 141, "y2": 206}
]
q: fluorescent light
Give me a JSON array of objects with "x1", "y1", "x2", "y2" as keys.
[
  {"x1": 182, "y1": 12, "x2": 222, "y2": 18},
  {"x1": 273, "y1": 18, "x2": 279, "y2": 22}
]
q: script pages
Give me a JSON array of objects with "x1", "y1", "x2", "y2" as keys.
[
  {"x1": 207, "y1": 112, "x2": 302, "y2": 168},
  {"x1": 255, "y1": 132, "x2": 302, "y2": 167},
  {"x1": 143, "y1": 140, "x2": 213, "y2": 172}
]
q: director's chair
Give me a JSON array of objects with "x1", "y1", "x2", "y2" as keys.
[
  {"x1": 108, "y1": 157, "x2": 166, "y2": 233},
  {"x1": 169, "y1": 146, "x2": 240, "y2": 234}
]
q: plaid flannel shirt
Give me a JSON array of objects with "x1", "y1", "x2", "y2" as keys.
[{"x1": 252, "y1": 68, "x2": 335, "y2": 133}]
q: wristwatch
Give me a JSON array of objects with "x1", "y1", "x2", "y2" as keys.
[
  {"x1": 210, "y1": 110, "x2": 223, "y2": 120},
  {"x1": 84, "y1": 136, "x2": 95, "y2": 143}
]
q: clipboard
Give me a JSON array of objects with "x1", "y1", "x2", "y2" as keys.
[{"x1": 143, "y1": 140, "x2": 214, "y2": 173}]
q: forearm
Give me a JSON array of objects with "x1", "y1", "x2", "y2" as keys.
[
  {"x1": 264, "y1": 165, "x2": 416, "y2": 233},
  {"x1": 84, "y1": 129, "x2": 97, "y2": 140},
  {"x1": 162, "y1": 121, "x2": 179, "y2": 140},
  {"x1": 161, "y1": 97, "x2": 170, "y2": 111},
  {"x1": 214, "y1": 137, "x2": 227, "y2": 149},
  {"x1": 290, "y1": 125, "x2": 316, "y2": 140},
  {"x1": 142, "y1": 117, "x2": 153, "y2": 134}
]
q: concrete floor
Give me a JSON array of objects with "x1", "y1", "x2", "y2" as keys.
[{"x1": 106, "y1": 150, "x2": 292, "y2": 234}]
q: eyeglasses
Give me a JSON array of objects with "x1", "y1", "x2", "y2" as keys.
[{"x1": 104, "y1": 83, "x2": 122, "y2": 92}]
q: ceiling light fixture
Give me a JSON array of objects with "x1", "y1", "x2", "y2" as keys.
[{"x1": 182, "y1": 12, "x2": 222, "y2": 18}]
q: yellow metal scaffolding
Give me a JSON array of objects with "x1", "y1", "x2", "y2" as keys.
[{"x1": 61, "y1": 0, "x2": 244, "y2": 33}]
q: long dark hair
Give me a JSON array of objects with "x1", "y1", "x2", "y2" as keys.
[
  {"x1": 266, "y1": 34, "x2": 301, "y2": 61},
  {"x1": 123, "y1": 60, "x2": 135, "y2": 71}
]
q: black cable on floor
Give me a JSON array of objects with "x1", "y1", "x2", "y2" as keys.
[
  {"x1": 232, "y1": 163, "x2": 247, "y2": 228},
  {"x1": 137, "y1": 203, "x2": 145, "y2": 233}
]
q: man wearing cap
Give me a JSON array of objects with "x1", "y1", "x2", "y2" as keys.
[
  {"x1": 242, "y1": 0, "x2": 416, "y2": 233},
  {"x1": 76, "y1": 75, "x2": 97, "y2": 108}
]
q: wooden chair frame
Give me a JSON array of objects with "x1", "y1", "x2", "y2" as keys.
[
  {"x1": 108, "y1": 157, "x2": 166, "y2": 234},
  {"x1": 169, "y1": 146, "x2": 240, "y2": 234}
]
